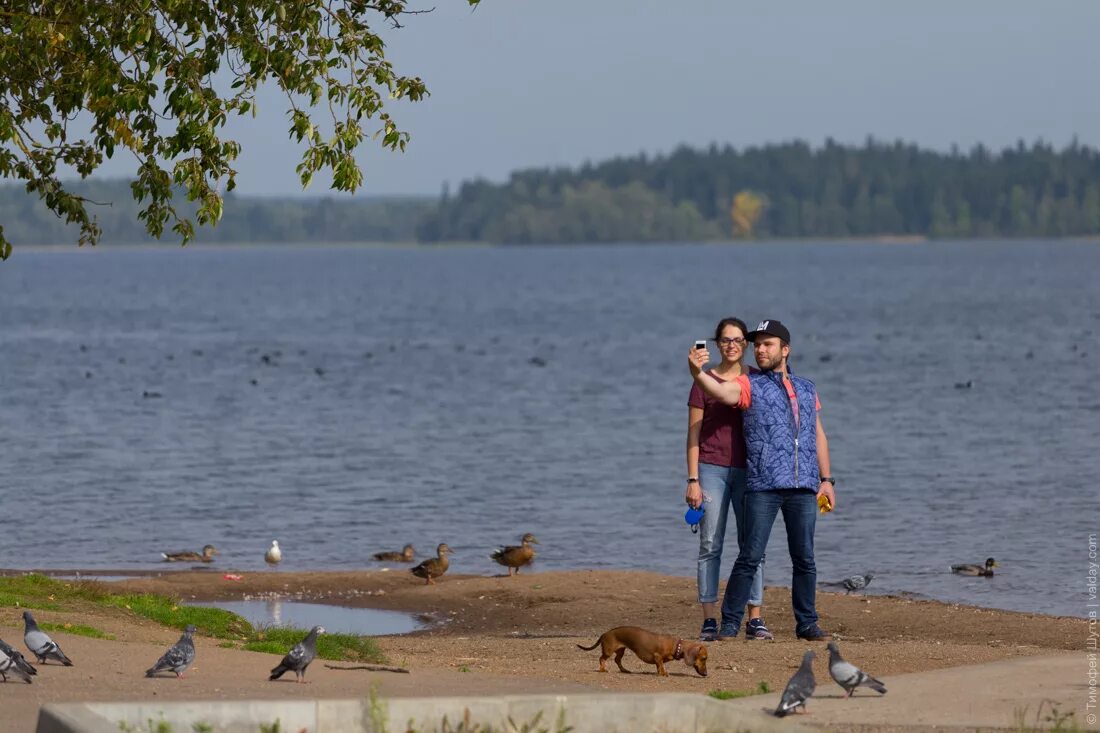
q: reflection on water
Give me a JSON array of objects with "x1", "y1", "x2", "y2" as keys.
[{"x1": 189, "y1": 599, "x2": 424, "y2": 635}]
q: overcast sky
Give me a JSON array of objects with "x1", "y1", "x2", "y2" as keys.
[{"x1": 96, "y1": 1, "x2": 1100, "y2": 197}]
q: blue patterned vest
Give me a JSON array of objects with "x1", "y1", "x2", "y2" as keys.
[{"x1": 743, "y1": 369, "x2": 819, "y2": 493}]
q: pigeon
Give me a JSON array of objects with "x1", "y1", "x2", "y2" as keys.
[
  {"x1": 775, "y1": 649, "x2": 816, "y2": 717},
  {"x1": 23, "y1": 611, "x2": 73, "y2": 666},
  {"x1": 0, "y1": 642, "x2": 33, "y2": 683},
  {"x1": 827, "y1": 641, "x2": 887, "y2": 697},
  {"x1": 842, "y1": 573, "x2": 875, "y2": 595},
  {"x1": 0, "y1": 638, "x2": 36, "y2": 677},
  {"x1": 951, "y1": 557, "x2": 997, "y2": 577},
  {"x1": 145, "y1": 624, "x2": 197, "y2": 678},
  {"x1": 265, "y1": 540, "x2": 282, "y2": 566},
  {"x1": 269, "y1": 625, "x2": 324, "y2": 683}
]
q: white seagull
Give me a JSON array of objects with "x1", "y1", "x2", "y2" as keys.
[{"x1": 265, "y1": 540, "x2": 282, "y2": 566}]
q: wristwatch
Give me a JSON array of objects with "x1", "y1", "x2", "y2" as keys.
[
  {"x1": 687, "y1": 478, "x2": 699, "y2": 484},
  {"x1": 820, "y1": 476, "x2": 835, "y2": 486}
]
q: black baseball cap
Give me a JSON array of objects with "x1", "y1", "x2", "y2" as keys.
[{"x1": 746, "y1": 319, "x2": 791, "y2": 344}]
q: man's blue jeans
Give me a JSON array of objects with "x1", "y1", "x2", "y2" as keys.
[
  {"x1": 696, "y1": 463, "x2": 764, "y2": 606},
  {"x1": 720, "y1": 489, "x2": 818, "y2": 632}
]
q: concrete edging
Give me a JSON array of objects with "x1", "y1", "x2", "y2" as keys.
[{"x1": 37, "y1": 693, "x2": 809, "y2": 733}]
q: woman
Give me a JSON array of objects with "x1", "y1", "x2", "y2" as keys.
[{"x1": 686, "y1": 317, "x2": 771, "y2": 642}]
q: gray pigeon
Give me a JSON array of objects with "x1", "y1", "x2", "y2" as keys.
[
  {"x1": 0, "y1": 643, "x2": 33, "y2": 683},
  {"x1": 268, "y1": 625, "x2": 324, "y2": 683},
  {"x1": 775, "y1": 649, "x2": 816, "y2": 717},
  {"x1": 0, "y1": 637, "x2": 36, "y2": 677},
  {"x1": 827, "y1": 641, "x2": 887, "y2": 697},
  {"x1": 145, "y1": 625, "x2": 197, "y2": 678},
  {"x1": 23, "y1": 611, "x2": 73, "y2": 666},
  {"x1": 842, "y1": 573, "x2": 874, "y2": 594}
]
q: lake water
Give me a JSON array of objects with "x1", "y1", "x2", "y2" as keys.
[{"x1": 0, "y1": 241, "x2": 1095, "y2": 618}]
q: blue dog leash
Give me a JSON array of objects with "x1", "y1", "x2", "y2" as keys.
[{"x1": 684, "y1": 505, "x2": 705, "y2": 534}]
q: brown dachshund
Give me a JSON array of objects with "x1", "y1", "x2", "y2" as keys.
[{"x1": 577, "y1": 626, "x2": 708, "y2": 677}]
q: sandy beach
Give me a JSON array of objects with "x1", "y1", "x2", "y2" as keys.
[{"x1": 0, "y1": 569, "x2": 1089, "y2": 732}]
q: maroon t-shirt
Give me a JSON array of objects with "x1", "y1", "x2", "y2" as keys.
[{"x1": 687, "y1": 371, "x2": 747, "y2": 469}]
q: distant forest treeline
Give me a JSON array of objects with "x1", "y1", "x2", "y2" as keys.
[
  {"x1": 4, "y1": 139, "x2": 1100, "y2": 246},
  {"x1": 0, "y1": 180, "x2": 433, "y2": 245},
  {"x1": 420, "y1": 139, "x2": 1100, "y2": 242}
]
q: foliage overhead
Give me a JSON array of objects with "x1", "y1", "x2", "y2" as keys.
[{"x1": 0, "y1": 0, "x2": 478, "y2": 259}]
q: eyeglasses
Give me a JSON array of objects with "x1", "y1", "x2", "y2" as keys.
[{"x1": 717, "y1": 337, "x2": 746, "y2": 347}]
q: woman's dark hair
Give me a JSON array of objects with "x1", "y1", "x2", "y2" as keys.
[{"x1": 713, "y1": 317, "x2": 748, "y2": 342}]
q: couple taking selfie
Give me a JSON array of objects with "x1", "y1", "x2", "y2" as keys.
[{"x1": 686, "y1": 317, "x2": 836, "y2": 643}]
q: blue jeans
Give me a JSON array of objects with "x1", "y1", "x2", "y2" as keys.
[
  {"x1": 697, "y1": 463, "x2": 764, "y2": 607},
  {"x1": 720, "y1": 489, "x2": 818, "y2": 632}
]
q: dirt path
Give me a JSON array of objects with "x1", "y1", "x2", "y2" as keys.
[
  {"x1": 723, "y1": 652, "x2": 1088, "y2": 732},
  {"x1": 0, "y1": 569, "x2": 1087, "y2": 732}
]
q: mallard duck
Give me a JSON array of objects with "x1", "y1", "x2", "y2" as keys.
[
  {"x1": 410, "y1": 543, "x2": 453, "y2": 585},
  {"x1": 951, "y1": 557, "x2": 997, "y2": 576},
  {"x1": 372, "y1": 544, "x2": 415, "y2": 562},
  {"x1": 490, "y1": 533, "x2": 538, "y2": 576},
  {"x1": 161, "y1": 544, "x2": 219, "y2": 563},
  {"x1": 265, "y1": 540, "x2": 282, "y2": 566}
]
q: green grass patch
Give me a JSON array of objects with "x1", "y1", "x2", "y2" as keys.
[
  {"x1": 244, "y1": 626, "x2": 386, "y2": 664},
  {"x1": 708, "y1": 680, "x2": 771, "y2": 700},
  {"x1": 39, "y1": 621, "x2": 114, "y2": 640},
  {"x1": 0, "y1": 591, "x2": 59, "y2": 610},
  {"x1": 0, "y1": 574, "x2": 386, "y2": 665},
  {"x1": 0, "y1": 573, "x2": 107, "y2": 610},
  {"x1": 100, "y1": 593, "x2": 254, "y2": 639}
]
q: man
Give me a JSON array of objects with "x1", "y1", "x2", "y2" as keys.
[{"x1": 687, "y1": 319, "x2": 835, "y2": 641}]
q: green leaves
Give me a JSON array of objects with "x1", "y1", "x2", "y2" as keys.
[{"x1": 0, "y1": 0, "x2": 481, "y2": 258}]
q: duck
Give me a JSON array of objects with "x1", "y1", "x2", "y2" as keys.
[
  {"x1": 265, "y1": 540, "x2": 282, "y2": 566},
  {"x1": 161, "y1": 544, "x2": 219, "y2": 563},
  {"x1": 372, "y1": 544, "x2": 415, "y2": 562},
  {"x1": 951, "y1": 557, "x2": 997, "y2": 577},
  {"x1": 490, "y1": 533, "x2": 539, "y2": 576},
  {"x1": 410, "y1": 543, "x2": 453, "y2": 585}
]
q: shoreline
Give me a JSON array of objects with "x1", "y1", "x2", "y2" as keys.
[
  {"x1": 9, "y1": 236, "x2": 1100, "y2": 253},
  {"x1": 1, "y1": 566, "x2": 1088, "y2": 622},
  {"x1": 0, "y1": 568, "x2": 1089, "y2": 732}
]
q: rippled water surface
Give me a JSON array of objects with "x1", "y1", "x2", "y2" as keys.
[{"x1": 1, "y1": 241, "x2": 1096, "y2": 617}]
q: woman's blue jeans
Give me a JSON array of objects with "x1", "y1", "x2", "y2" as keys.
[{"x1": 697, "y1": 462, "x2": 764, "y2": 606}]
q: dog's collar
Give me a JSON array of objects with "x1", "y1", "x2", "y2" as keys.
[{"x1": 673, "y1": 639, "x2": 684, "y2": 660}]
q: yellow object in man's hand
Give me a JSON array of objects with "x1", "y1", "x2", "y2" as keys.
[{"x1": 817, "y1": 493, "x2": 833, "y2": 514}]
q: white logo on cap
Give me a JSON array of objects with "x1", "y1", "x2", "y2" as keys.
[{"x1": 756, "y1": 320, "x2": 769, "y2": 331}]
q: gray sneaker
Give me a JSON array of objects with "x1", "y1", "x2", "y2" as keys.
[
  {"x1": 699, "y1": 618, "x2": 718, "y2": 642},
  {"x1": 745, "y1": 618, "x2": 774, "y2": 640}
]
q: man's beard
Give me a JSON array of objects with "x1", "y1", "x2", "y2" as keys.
[{"x1": 757, "y1": 355, "x2": 779, "y2": 370}]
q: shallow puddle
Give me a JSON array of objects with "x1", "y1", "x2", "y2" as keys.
[
  {"x1": 188, "y1": 599, "x2": 424, "y2": 635},
  {"x1": 55, "y1": 574, "x2": 142, "y2": 583}
]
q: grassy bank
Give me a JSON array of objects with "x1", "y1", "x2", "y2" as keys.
[{"x1": 0, "y1": 573, "x2": 385, "y2": 663}]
